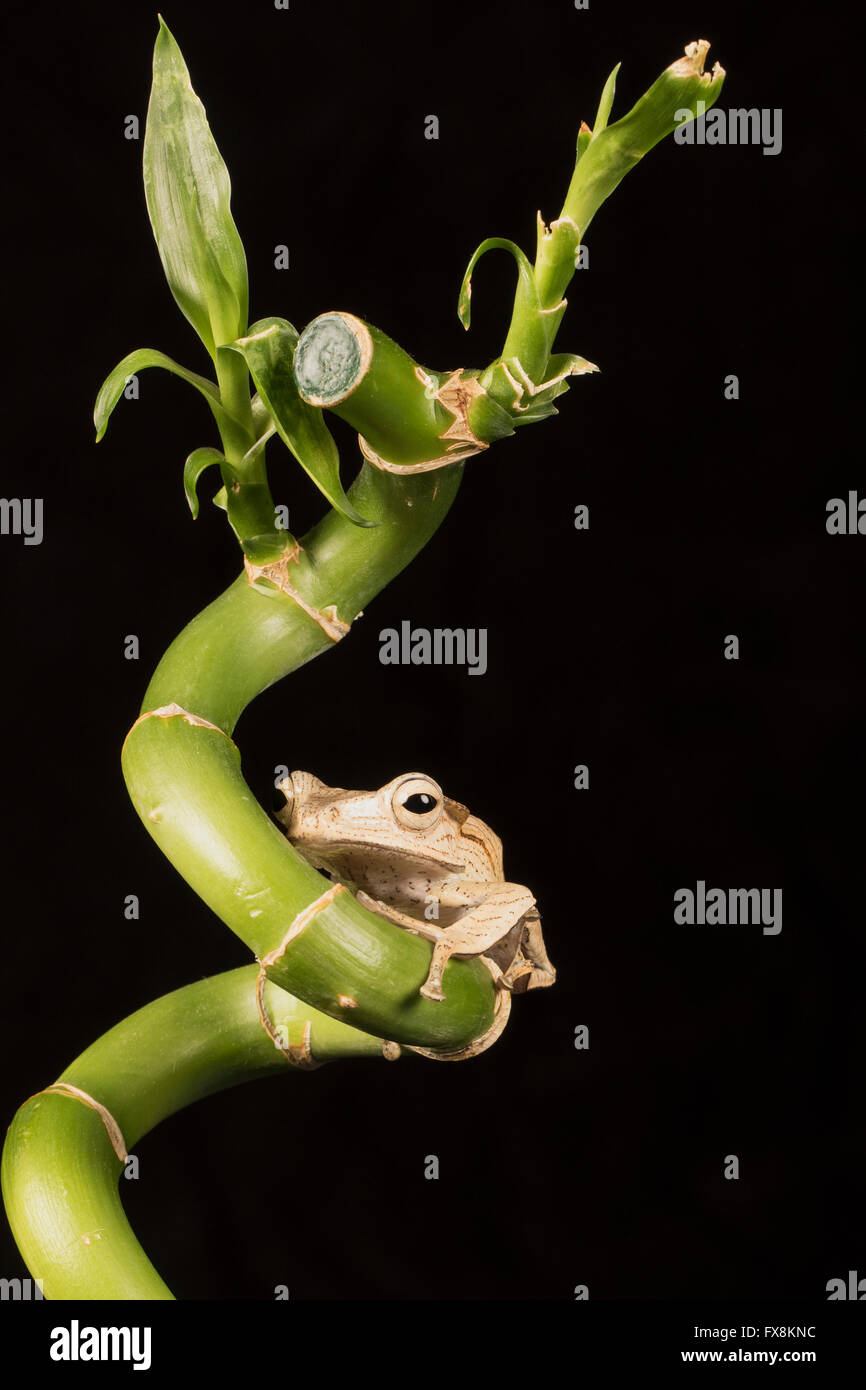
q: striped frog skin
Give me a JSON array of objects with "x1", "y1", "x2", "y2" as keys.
[{"x1": 275, "y1": 770, "x2": 555, "y2": 1002}]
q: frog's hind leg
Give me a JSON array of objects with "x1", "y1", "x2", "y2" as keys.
[{"x1": 506, "y1": 910, "x2": 556, "y2": 991}]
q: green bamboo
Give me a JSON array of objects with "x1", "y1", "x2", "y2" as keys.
[
  {"x1": 484, "y1": 40, "x2": 726, "y2": 403},
  {"x1": 291, "y1": 44, "x2": 726, "y2": 453},
  {"x1": 123, "y1": 458, "x2": 499, "y2": 1051},
  {"x1": 293, "y1": 312, "x2": 493, "y2": 466},
  {"x1": 2, "y1": 968, "x2": 386, "y2": 1300},
  {"x1": 2, "y1": 26, "x2": 727, "y2": 1303}
]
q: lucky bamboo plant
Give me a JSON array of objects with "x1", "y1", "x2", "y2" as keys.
[{"x1": 1, "y1": 19, "x2": 724, "y2": 1300}]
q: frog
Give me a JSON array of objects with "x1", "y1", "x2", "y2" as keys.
[{"x1": 274, "y1": 770, "x2": 556, "y2": 1003}]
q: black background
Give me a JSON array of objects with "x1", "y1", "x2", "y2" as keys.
[{"x1": 0, "y1": 0, "x2": 862, "y2": 1304}]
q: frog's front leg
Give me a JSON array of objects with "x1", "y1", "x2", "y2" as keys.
[
  {"x1": 425, "y1": 881, "x2": 541, "y2": 1001},
  {"x1": 420, "y1": 881, "x2": 536, "y2": 1000},
  {"x1": 356, "y1": 881, "x2": 534, "y2": 1000},
  {"x1": 354, "y1": 890, "x2": 453, "y2": 998},
  {"x1": 354, "y1": 889, "x2": 447, "y2": 943}
]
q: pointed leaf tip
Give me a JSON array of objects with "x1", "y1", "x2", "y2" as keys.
[
  {"x1": 144, "y1": 18, "x2": 249, "y2": 356},
  {"x1": 183, "y1": 446, "x2": 224, "y2": 519},
  {"x1": 92, "y1": 347, "x2": 233, "y2": 443},
  {"x1": 592, "y1": 62, "x2": 620, "y2": 136}
]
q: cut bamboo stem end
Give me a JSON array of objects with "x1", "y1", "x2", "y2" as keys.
[
  {"x1": 293, "y1": 311, "x2": 492, "y2": 467},
  {"x1": 293, "y1": 311, "x2": 373, "y2": 406}
]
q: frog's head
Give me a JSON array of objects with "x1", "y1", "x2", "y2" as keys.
[{"x1": 274, "y1": 770, "x2": 472, "y2": 879}]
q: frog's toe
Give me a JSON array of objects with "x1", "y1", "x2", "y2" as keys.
[
  {"x1": 503, "y1": 961, "x2": 534, "y2": 993},
  {"x1": 527, "y1": 963, "x2": 556, "y2": 990},
  {"x1": 420, "y1": 980, "x2": 446, "y2": 1002}
]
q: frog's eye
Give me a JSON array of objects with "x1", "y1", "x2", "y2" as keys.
[{"x1": 391, "y1": 775, "x2": 444, "y2": 830}]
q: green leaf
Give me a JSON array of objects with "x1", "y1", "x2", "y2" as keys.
[
  {"x1": 250, "y1": 392, "x2": 274, "y2": 440},
  {"x1": 522, "y1": 352, "x2": 598, "y2": 410},
  {"x1": 459, "y1": 237, "x2": 551, "y2": 389},
  {"x1": 546, "y1": 351, "x2": 599, "y2": 380},
  {"x1": 222, "y1": 317, "x2": 375, "y2": 528},
  {"x1": 462, "y1": 375, "x2": 515, "y2": 444},
  {"x1": 591, "y1": 62, "x2": 621, "y2": 137},
  {"x1": 562, "y1": 40, "x2": 726, "y2": 235},
  {"x1": 480, "y1": 350, "x2": 597, "y2": 422},
  {"x1": 143, "y1": 16, "x2": 249, "y2": 357},
  {"x1": 512, "y1": 401, "x2": 560, "y2": 427},
  {"x1": 458, "y1": 237, "x2": 535, "y2": 332},
  {"x1": 183, "y1": 446, "x2": 224, "y2": 518},
  {"x1": 93, "y1": 347, "x2": 234, "y2": 442}
]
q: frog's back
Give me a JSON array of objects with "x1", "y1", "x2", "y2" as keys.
[{"x1": 460, "y1": 814, "x2": 505, "y2": 881}]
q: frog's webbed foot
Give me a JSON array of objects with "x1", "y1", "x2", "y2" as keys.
[{"x1": 516, "y1": 910, "x2": 556, "y2": 991}]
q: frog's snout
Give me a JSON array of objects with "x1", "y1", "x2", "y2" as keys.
[
  {"x1": 274, "y1": 770, "x2": 330, "y2": 832},
  {"x1": 274, "y1": 773, "x2": 295, "y2": 829}
]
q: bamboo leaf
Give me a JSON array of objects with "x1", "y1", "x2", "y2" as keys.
[
  {"x1": 591, "y1": 62, "x2": 621, "y2": 136},
  {"x1": 512, "y1": 401, "x2": 560, "y2": 426},
  {"x1": 458, "y1": 237, "x2": 537, "y2": 333},
  {"x1": 143, "y1": 16, "x2": 248, "y2": 357},
  {"x1": 459, "y1": 237, "x2": 551, "y2": 390},
  {"x1": 93, "y1": 347, "x2": 232, "y2": 442},
  {"x1": 563, "y1": 40, "x2": 726, "y2": 234},
  {"x1": 183, "y1": 446, "x2": 224, "y2": 518},
  {"x1": 223, "y1": 317, "x2": 375, "y2": 528}
]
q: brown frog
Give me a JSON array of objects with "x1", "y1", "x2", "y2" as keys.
[{"x1": 275, "y1": 771, "x2": 555, "y2": 1002}]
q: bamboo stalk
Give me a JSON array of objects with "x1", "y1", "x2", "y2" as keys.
[
  {"x1": 122, "y1": 458, "x2": 499, "y2": 1051},
  {"x1": 2, "y1": 26, "x2": 727, "y2": 1302},
  {"x1": 1, "y1": 968, "x2": 387, "y2": 1300}
]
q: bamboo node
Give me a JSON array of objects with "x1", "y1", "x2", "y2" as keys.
[
  {"x1": 124, "y1": 703, "x2": 237, "y2": 750},
  {"x1": 255, "y1": 984, "x2": 320, "y2": 1070},
  {"x1": 255, "y1": 885, "x2": 348, "y2": 1067},
  {"x1": 244, "y1": 553, "x2": 350, "y2": 642},
  {"x1": 358, "y1": 433, "x2": 483, "y2": 474},
  {"x1": 27, "y1": 1082, "x2": 128, "y2": 1163}
]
